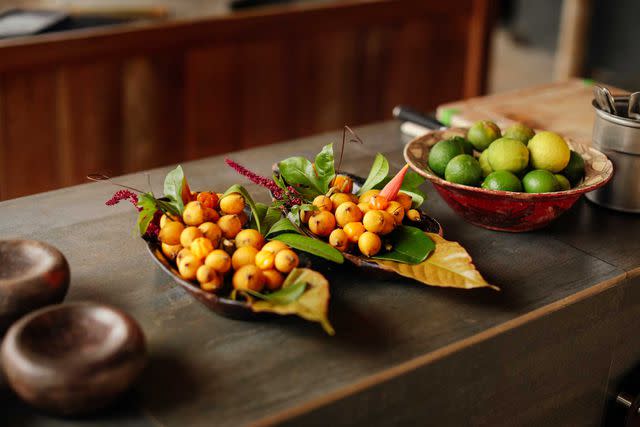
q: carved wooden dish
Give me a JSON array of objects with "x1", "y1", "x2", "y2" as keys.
[
  {"x1": 0, "y1": 302, "x2": 146, "y2": 416},
  {"x1": 0, "y1": 240, "x2": 70, "y2": 332},
  {"x1": 147, "y1": 242, "x2": 266, "y2": 320}
]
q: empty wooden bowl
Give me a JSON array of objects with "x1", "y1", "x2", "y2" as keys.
[
  {"x1": 0, "y1": 240, "x2": 70, "y2": 332},
  {"x1": 0, "y1": 302, "x2": 147, "y2": 416}
]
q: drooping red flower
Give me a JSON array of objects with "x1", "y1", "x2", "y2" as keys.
[
  {"x1": 106, "y1": 189, "x2": 139, "y2": 210},
  {"x1": 225, "y1": 158, "x2": 303, "y2": 206}
]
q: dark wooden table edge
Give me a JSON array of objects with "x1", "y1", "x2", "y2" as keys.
[{"x1": 250, "y1": 270, "x2": 628, "y2": 427}]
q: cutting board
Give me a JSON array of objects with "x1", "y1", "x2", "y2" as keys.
[{"x1": 435, "y1": 79, "x2": 628, "y2": 146}]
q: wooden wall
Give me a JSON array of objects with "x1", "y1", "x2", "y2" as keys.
[{"x1": 0, "y1": 0, "x2": 495, "y2": 200}]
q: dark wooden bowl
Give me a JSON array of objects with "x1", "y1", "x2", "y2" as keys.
[
  {"x1": 147, "y1": 242, "x2": 267, "y2": 320},
  {"x1": 0, "y1": 302, "x2": 146, "y2": 416},
  {"x1": 0, "y1": 240, "x2": 70, "y2": 332},
  {"x1": 147, "y1": 242, "x2": 320, "y2": 321}
]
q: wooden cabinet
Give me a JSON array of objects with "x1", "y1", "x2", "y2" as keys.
[{"x1": 0, "y1": 0, "x2": 495, "y2": 200}]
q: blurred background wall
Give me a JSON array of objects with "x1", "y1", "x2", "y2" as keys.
[{"x1": 0, "y1": 0, "x2": 636, "y2": 200}]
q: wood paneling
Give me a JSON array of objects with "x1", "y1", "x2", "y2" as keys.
[{"x1": 0, "y1": 0, "x2": 496, "y2": 200}]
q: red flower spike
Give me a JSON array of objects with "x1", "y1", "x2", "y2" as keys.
[{"x1": 379, "y1": 164, "x2": 409, "y2": 201}]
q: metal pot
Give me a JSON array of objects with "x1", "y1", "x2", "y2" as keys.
[{"x1": 586, "y1": 100, "x2": 640, "y2": 213}]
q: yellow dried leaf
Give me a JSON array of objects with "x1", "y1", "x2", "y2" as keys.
[
  {"x1": 374, "y1": 233, "x2": 498, "y2": 290},
  {"x1": 250, "y1": 268, "x2": 335, "y2": 335}
]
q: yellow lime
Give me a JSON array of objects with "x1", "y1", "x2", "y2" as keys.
[
  {"x1": 503, "y1": 123, "x2": 535, "y2": 144},
  {"x1": 487, "y1": 137, "x2": 529, "y2": 174},
  {"x1": 479, "y1": 150, "x2": 493, "y2": 177},
  {"x1": 554, "y1": 174, "x2": 571, "y2": 191},
  {"x1": 444, "y1": 154, "x2": 483, "y2": 186},
  {"x1": 527, "y1": 131, "x2": 570, "y2": 173},
  {"x1": 467, "y1": 120, "x2": 501, "y2": 151}
]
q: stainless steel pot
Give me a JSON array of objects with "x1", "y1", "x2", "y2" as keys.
[{"x1": 586, "y1": 100, "x2": 640, "y2": 212}]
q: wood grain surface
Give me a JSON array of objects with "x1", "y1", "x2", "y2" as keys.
[
  {"x1": 0, "y1": 0, "x2": 495, "y2": 200},
  {"x1": 0, "y1": 122, "x2": 637, "y2": 426}
]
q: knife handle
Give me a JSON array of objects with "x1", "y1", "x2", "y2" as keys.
[{"x1": 393, "y1": 105, "x2": 445, "y2": 130}]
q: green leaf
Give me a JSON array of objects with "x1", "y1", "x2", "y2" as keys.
[
  {"x1": 224, "y1": 184, "x2": 261, "y2": 232},
  {"x1": 273, "y1": 233, "x2": 344, "y2": 264},
  {"x1": 245, "y1": 281, "x2": 307, "y2": 305},
  {"x1": 137, "y1": 193, "x2": 158, "y2": 235},
  {"x1": 314, "y1": 143, "x2": 335, "y2": 193},
  {"x1": 357, "y1": 153, "x2": 389, "y2": 196},
  {"x1": 373, "y1": 225, "x2": 434, "y2": 264},
  {"x1": 266, "y1": 217, "x2": 301, "y2": 238},
  {"x1": 163, "y1": 166, "x2": 186, "y2": 214},
  {"x1": 249, "y1": 268, "x2": 334, "y2": 335},
  {"x1": 155, "y1": 198, "x2": 181, "y2": 217},
  {"x1": 261, "y1": 206, "x2": 283, "y2": 235},
  {"x1": 277, "y1": 156, "x2": 324, "y2": 199}
]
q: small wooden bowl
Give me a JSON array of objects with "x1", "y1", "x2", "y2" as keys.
[
  {"x1": 0, "y1": 302, "x2": 147, "y2": 416},
  {"x1": 404, "y1": 129, "x2": 614, "y2": 232},
  {"x1": 0, "y1": 240, "x2": 70, "y2": 332}
]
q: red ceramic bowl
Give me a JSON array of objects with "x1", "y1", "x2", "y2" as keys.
[{"x1": 404, "y1": 129, "x2": 614, "y2": 232}]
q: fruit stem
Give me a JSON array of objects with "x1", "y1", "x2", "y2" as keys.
[{"x1": 379, "y1": 164, "x2": 409, "y2": 201}]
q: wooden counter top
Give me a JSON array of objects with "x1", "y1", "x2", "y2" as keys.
[{"x1": 0, "y1": 121, "x2": 638, "y2": 425}]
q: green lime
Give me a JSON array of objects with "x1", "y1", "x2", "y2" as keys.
[
  {"x1": 487, "y1": 137, "x2": 530, "y2": 173},
  {"x1": 479, "y1": 149, "x2": 493, "y2": 177},
  {"x1": 527, "y1": 131, "x2": 570, "y2": 172},
  {"x1": 555, "y1": 174, "x2": 571, "y2": 191},
  {"x1": 503, "y1": 123, "x2": 535, "y2": 144},
  {"x1": 448, "y1": 136, "x2": 474, "y2": 155},
  {"x1": 467, "y1": 120, "x2": 501, "y2": 151},
  {"x1": 522, "y1": 170, "x2": 559, "y2": 193},
  {"x1": 481, "y1": 171, "x2": 523, "y2": 192},
  {"x1": 562, "y1": 150, "x2": 585, "y2": 185},
  {"x1": 428, "y1": 139, "x2": 465, "y2": 177},
  {"x1": 444, "y1": 154, "x2": 483, "y2": 186}
]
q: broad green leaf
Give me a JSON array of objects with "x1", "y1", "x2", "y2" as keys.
[
  {"x1": 277, "y1": 156, "x2": 324, "y2": 199},
  {"x1": 249, "y1": 268, "x2": 334, "y2": 335},
  {"x1": 274, "y1": 233, "x2": 344, "y2": 264},
  {"x1": 250, "y1": 202, "x2": 269, "y2": 230},
  {"x1": 373, "y1": 233, "x2": 498, "y2": 290},
  {"x1": 245, "y1": 281, "x2": 307, "y2": 305},
  {"x1": 357, "y1": 153, "x2": 389, "y2": 196},
  {"x1": 266, "y1": 217, "x2": 301, "y2": 238},
  {"x1": 373, "y1": 226, "x2": 434, "y2": 264},
  {"x1": 261, "y1": 206, "x2": 284, "y2": 235},
  {"x1": 137, "y1": 193, "x2": 157, "y2": 235},
  {"x1": 163, "y1": 166, "x2": 186, "y2": 214},
  {"x1": 314, "y1": 143, "x2": 336, "y2": 193},
  {"x1": 224, "y1": 184, "x2": 261, "y2": 232}
]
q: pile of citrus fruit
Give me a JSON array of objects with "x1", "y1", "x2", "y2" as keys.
[
  {"x1": 157, "y1": 191, "x2": 299, "y2": 294},
  {"x1": 427, "y1": 120, "x2": 586, "y2": 193}
]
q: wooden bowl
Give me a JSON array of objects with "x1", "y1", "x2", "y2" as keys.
[
  {"x1": 147, "y1": 242, "x2": 266, "y2": 320},
  {"x1": 0, "y1": 240, "x2": 70, "y2": 332},
  {"x1": 404, "y1": 129, "x2": 614, "y2": 232},
  {"x1": 0, "y1": 302, "x2": 146, "y2": 416}
]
